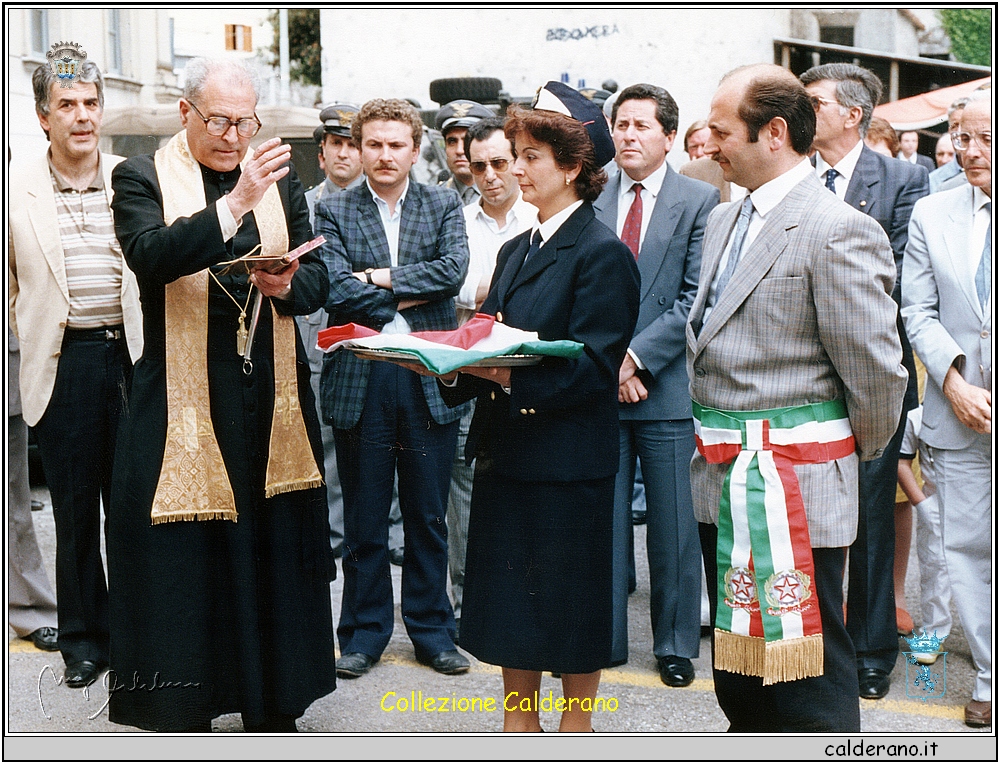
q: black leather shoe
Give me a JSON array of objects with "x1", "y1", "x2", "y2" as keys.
[
  {"x1": 64, "y1": 660, "x2": 103, "y2": 689},
  {"x1": 858, "y1": 667, "x2": 891, "y2": 699},
  {"x1": 25, "y1": 627, "x2": 59, "y2": 651},
  {"x1": 631, "y1": 510, "x2": 647, "y2": 526},
  {"x1": 418, "y1": 649, "x2": 470, "y2": 675},
  {"x1": 389, "y1": 548, "x2": 405, "y2": 566},
  {"x1": 336, "y1": 652, "x2": 377, "y2": 678},
  {"x1": 658, "y1": 655, "x2": 695, "y2": 687}
]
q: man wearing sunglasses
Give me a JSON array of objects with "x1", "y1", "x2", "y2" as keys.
[
  {"x1": 106, "y1": 57, "x2": 335, "y2": 732},
  {"x1": 903, "y1": 91, "x2": 992, "y2": 729},
  {"x1": 447, "y1": 117, "x2": 537, "y2": 641}
]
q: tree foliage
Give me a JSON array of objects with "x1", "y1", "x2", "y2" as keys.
[
  {"x1": 268, "y1": 9, "x2": 321, "y2": 86},
  {"x1": 938, "y1": 9, "x2": 992, "y2": 67}
]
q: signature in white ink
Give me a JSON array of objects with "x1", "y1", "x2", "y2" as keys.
[{"x1": 37, "y1": 665, "x2": 203, "y2": 721}]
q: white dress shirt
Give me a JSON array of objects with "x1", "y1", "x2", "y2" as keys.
[
  {"x1": 814, "y1": 139, "x2": 864, "y2": 201},
  {"x1": 705, "y1": 158, "x2": 814, "y2": 318},
  {"x1": 614, "y1": 159, "x2": 668, "y2": 248},
  {"x1": 457, "y1": 195, "x2": 536, "y2": 315},
  {"x1": 368, "y1": 177, "x2": 412, "y2": 335}
]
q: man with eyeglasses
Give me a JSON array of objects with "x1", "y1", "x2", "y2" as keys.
[
  {"x1": 903, "y1": 91, "x2": 993, "y2": 729},
  {"x1": 800, "y1": 62, "x2": 929, "y2": 702},
  {"x1": 106, "y1": 57, "x2": 336, "y2": 732},
  {"x1": 446, "y1": 116, "x2": 537, "y2": 640},
  {"x1": 436, "y1": 99, "x2": 494, "y2": 205},
  {"x1": 929, "y1": 97, "x2": 970, "y2": 194},
  {"x1": 594, "y1": 83, "x2": 719, "y2": 688},
  {"x1": 10, "y1": 61, "x2": 143, "y2": 691}
]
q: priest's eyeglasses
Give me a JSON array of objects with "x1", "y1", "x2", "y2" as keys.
[
  {"x1": 469, "y1": 158, "x2": 511, "y2": 175},
  {"x1": 951, "y1": 130, "x2": 991, "y2": 152},
  {"x1": 187, "y1": 101, "x2": 262, "y2": 138}
]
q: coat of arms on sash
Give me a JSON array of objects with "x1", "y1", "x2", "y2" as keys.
[{"x1": 46, "y1": 41, "x2": 87, "y2": 88}]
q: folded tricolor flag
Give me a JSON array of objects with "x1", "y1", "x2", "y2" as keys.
[{"x1": 317, "y1": 314, "x2": 583, "y2": 375}]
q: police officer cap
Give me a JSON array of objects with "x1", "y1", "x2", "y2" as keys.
[
  {"x1": 318, "y1": 102, "x2": 360, "y2": 139},
  {"x1": 532, "y1": 81, "x2": 615, "y2": 167},
  {"x1": 435, "y1": 100, "x2": 493, "y2": 134}
]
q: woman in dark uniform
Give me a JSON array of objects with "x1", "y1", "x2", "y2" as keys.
[{"x1": 439, "y1": 82, "x2": 640, "y2": 732}]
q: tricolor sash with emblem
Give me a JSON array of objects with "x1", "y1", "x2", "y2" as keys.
[
  {"x1": 150, "y1": 131, "x2": 322, "y2": 524},
  {"x1": 693, "y1": 399, "x2": 855, "y2": 685}
]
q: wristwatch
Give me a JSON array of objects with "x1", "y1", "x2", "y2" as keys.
[{"x1": 365, "y1": 268, "x2": 375, "y2": 284}]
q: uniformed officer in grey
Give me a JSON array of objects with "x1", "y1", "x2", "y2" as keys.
[
  {"x1": 300, "y1": 102, "x2": 364, "y2": 556},
  {"x1": 435, "y1": 99, "x2": 493, "y2": 206}
]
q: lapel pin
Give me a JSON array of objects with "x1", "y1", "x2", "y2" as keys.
[{"x1": 859, "y1": 200, "x2": 867, "y2": 207}]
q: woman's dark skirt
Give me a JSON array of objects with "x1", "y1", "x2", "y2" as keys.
[{"x1": 459, "y1": 464, "x2": 617, "y2": 675}]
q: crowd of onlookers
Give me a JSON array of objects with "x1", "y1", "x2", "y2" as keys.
[{"x1": 9, "y1": 53, "x2": 991, "y2": 733}]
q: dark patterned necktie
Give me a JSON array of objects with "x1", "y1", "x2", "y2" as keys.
[{"x1": 825, "y1": 168, "x2": 838, "y2": 193}]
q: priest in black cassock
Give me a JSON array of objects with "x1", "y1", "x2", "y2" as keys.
[{"x1": 107, "y1": 58, "x2": 335, "y2": 732}]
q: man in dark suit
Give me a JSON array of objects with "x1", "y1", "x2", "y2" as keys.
[
  {"x1": 594, "y1": 83, "x2": 719, "y2": 687},
  {"x1": 801, "y1": 62, "x2": 928, "y2": 701},
  {"x1": 316, "y1": 98, "x2": 470, "y2": 679},
  {"x1": 898, "y1": 131, "x2": 935, "y2": 173}
]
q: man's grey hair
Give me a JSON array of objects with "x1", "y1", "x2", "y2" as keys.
[
  {"x1": 947, "y1": 96, "x2": 971, "y2": 118},
  {"x1": 33, "y1": 59, "x2": 105, "y2": 117},
  {"x1": 800, "y1": 63, "x2": 883, "y2": 137},
  {"x1": 183, "y1": 58, "x2": 261, "y2": 105}
]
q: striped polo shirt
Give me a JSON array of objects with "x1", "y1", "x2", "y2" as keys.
[{"x1": 49, "y1": 155, "x2": 124, "y2": 328}]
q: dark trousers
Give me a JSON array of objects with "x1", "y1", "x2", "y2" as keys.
[
  {"x1": 847, "y1": 416, "x2": 906, "y2": 674},
  {"x1": 334, "y1": 363, "x2": 459, "y2": 660},
  {"x1": 613, "y1": 419, "x2": 701, "y2": 662},
  {"x1": 700, "y1": 522, "x2": 861, "y2": 732},
  {"x1": 32, "y1": 328, "x2": 131, "y2": 667}
]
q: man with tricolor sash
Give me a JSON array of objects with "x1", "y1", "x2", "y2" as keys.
[{"x1": 687, "y1": 64, "x2": 906, "y2": 732}]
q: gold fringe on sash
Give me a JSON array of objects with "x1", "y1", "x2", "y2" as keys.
[
  {"x1": 151, "y1": 131, "x2": 321, "y2": 524},
  {"x1": 714, "y1": 629, "x2": 824, "y2": 685}
]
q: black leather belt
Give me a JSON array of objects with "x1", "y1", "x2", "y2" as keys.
[{"x1": 63, "y1": 325, "x2": 125, "y2": 342}]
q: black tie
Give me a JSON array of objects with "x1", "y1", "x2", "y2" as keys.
[{"x1": 524, "y1": 229, "x2": 543, "y2": 265}]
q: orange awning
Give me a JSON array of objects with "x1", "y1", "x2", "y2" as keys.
[{"x1": 873, "y1": 77, "x2": 991, "y2": 131}]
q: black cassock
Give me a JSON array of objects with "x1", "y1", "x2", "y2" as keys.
[{"x1": 107, "y1": 156, "x2": 335, "y2": 731}]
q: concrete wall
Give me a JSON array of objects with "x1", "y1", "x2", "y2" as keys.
[{"x1": 320, "y1": 7, "x2": 792, "y2": 167}]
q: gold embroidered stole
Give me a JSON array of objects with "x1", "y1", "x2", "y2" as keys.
[{"x1": 151, "y1": 131, "x2": 322, "y2": 524}]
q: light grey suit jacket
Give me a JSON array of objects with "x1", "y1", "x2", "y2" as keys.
[
  {"x1": 686, "y1": 171, "x2": 907, "y2": 547},
  {"x1": 595, "y1": 163, "x2": 719, "y2": 420},
  {"x1": 902, "y1": 184, "x2": 992, "y2": 451}
]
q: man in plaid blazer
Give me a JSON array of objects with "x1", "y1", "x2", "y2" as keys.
[
  {"x1": 315, "y1": 99, "x2": 471, "y2": 678},
  {"x1": 687, "y1": 65, "x2": 906, "y2": 731}
]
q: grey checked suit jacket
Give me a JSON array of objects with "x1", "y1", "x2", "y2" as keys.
[
  {"x1": 315, "y1": 181, "x2": 470, "y2": 429},
  {"x1": 594, "y1": 164, "x2": 719, "y2": 420},
  {"x1": 686, "y1": 171, "x2": 907, "y2": 548},
  {"x1": 902, "y1": 184, "x2": 992, "y2": 451}
]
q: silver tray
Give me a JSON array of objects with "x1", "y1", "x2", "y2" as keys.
[{"x1": 351, "y1": 348, "x2": 544, "y2": 367}]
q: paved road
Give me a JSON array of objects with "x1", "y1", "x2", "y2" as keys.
[{"x1": 7, "y1": 486, "x2": 995, "y2": 760}]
